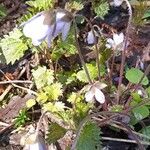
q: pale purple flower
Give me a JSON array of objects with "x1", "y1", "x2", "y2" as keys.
[
  {"x1": 84, "y1": 82, "x2": 107, "y2": 104},
  {"x1": 22, "y1": 9, "x2": 73, "y2": 47},
  {"x1": 110, "y1": 0, "x2": 124, "y2": 7},
  {"x1": 87, "y1": 30, "x2": 95, "y2": 44}
]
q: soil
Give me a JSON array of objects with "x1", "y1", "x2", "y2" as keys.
[{"x1": 0, "y1": 0, "x2": 150, "y2": 150}]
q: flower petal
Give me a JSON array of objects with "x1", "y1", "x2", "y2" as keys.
[
  {"x1": 53, "y1": 21, "x2": 65, "y2": 38},
  {"x1": 85, "y1": 90, "x2": 94, "y2": 102},
  {"x1": 87, "y1": 30, "x2": 95, "y2": 44},
  {"x1": 46, "y1": 25, "x2": 55, "y2": 47},
  {"x1": 23, "y1": 14, "x2": 50, "y2": 44},
  {"x1": 94, "y1": 82, "x2": 107, "y2": 90},
  {"x1": 113, "y1": 0, "x2": 124, "y2": 7},
  {"x1": 32, "y1": 39, "x2": 42, "y2": 46},
  {"x1": 106, "y1": 38, "x2": 114, "y2": 48},
  {"x1": 61, "y1": 22, "x2": 71, "y2": 41},
  {"x1": 94, "y1": 88, "x2": 105, "y2": 104},
  {"x1": 56, "y1": 11, "x2": 66, "y2": 21},
  {"x1": 113, "y1": 33, "x2": 124, "y2": 46}
]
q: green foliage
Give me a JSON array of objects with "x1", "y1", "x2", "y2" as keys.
[
  {"x1": 76, "y1": 122, "x2": 102, "y2": 150},
  {"x1": 140, "y1": 126, "x2": 150, "y2": 142},
  {"x1": 132, "y1": 106, "x2": 149, "y2": 121},
  {"x1": 14, "y1": 109, "x2": 30, "y2": 127},
  {"x1": 37, "y1": 82, "x2": 63, "y2": 103},
  {"x1": 146, "y1": 87, "x2": 150, "y2": 97},
  {"x1": 47, "y1": 122, "x2": 67, "y2": 144},
  {"x1": 20, "y1": 0, "x2": 55, "y2": 22},
  {"x1": 76, "y1": 63, "x2": 105, "y2": 83},
  {"x1": 43, "y1": 101, "x2": 65, "y2": 112},
  {"x1": 0, "y1": 4, "x2": 7, "y2": 20},
  {"x1": 32, "y1": 66, "x2": 54, "y2": 89},
  {"x1": 143, "y1": 9, "x2": 150, "y2": 19},
  {"x1": 26, "y1": 0, "x2": 54, "y2": 11},
  {"x1": 65, "y1": 1, "x2": 83, "y2": 12},
  {"x1": 67, "y1": 92, "x2": 83, "y2": 104},
  {"x1": 93, "y1": 0, "x2": 109, "y2": 18},
  {"x1": 125, "y1": 68, "x2": 149, "y2": 85},
  {"x1": 0, "y1": 28, "x2": 28, "y2": 64},
  {"x1": 109, "y1": 105, "x2": 124, "y2": 112},
  {"x1": 132, "y1": 0, "x2": 148, "y2": 25},
  {"x1": 52, "y1": 29, "x2": 77, "y2": 61},
  {"x1": 0, "y1": 49, "x2": 6, "y2": 64},
  {"x1": 73, "y1": 102, "x2": 92, "y2": 126}
]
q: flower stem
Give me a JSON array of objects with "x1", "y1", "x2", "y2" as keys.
[
  {"x1": 73, "y1": 19, "x2": 92, "y2": 84},
  {"x1": 117, "y1": 0, "x2": 132, "y2": 104}
]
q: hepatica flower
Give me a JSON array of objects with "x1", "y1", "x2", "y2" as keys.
[
  {"x1": 110, "y1": 0, "x2": 124, "y2": 7},
  {"x1": 106, "y1": 32, "x2": 124, "y2": 51},
  {"x1": 84, "y1": 82, "x2": 107, "y2": 104},
  {"x1": 87, "y1": 30, "x2": 96, "y2": 44},
  {"x1": 22, "y1": 9, "x2": 73, "y2": 47}
]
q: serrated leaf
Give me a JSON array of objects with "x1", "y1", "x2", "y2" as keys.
[
  {"x1": 133, "y1": 106, "x2": 149, "y2": 121},
  {"x1": 43, "y1": 101, "x2": 65, "y2": 112},
  {"x1": 32, "y1": 66, "x2": 54, "y2": 89},
  {"x1": 47, "y1": 122, "x2": 67, "y2": 144},
  {"x1": 67, "y1": 92, "x2": 82, "y2": 104},
  {"x1": 65, "y1": 1, "x2": 83, "y2": 12},
  {"x1": 93, "y1": 1, "x2": 109, "y2": 18},
  {"x1": 76, "y1": 122, "x2": 102, "y2": 150},
  {"x1": 0, "y1": 28, "x2": 28, "y2": 64},
  {"x1": 43, "y1": 82, "x2": 63, "y2": 101},
  {"x1": 26, "y1": 0, "x2": 54, "y2": 11},
  {"x1": 125, "y1": 68, "x2": 149, "y2": 85},
  {"x1": 26, "y1": 99, "x2": 36, "y2": 108}
]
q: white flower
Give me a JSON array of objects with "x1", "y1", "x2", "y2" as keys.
[
  {"x1": 106, "y1": 33, "x2": 124, "y2": 50},
  {"x1": 87, "y1": 30, "x2": 95, "y2": 44},
  {"x1": 22, "y1": 9, "x2": 73, "y2": 47},
  {"x1": 20, "y1": 125, "x2": 47, "y2": 150},
  {"x1": 110, "y1": 0, "x2": 124, "y2": 7},
  {"x1": 21, "y1": 132, "x2": 47, "y2": 150},
  {"x1": 84, "y1": 82, "x2": 107, "y2": 104}
]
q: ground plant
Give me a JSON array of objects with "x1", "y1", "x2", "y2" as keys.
[{"x1": 0, "y1": 0, "x2": 150, "y2": 150}]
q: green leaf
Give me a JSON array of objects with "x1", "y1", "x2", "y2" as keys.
[
  {"x1": 0, "y1": 28, "x2": 28, "y2": 64},
  {"x1": 67, "y1": 92, "x2": 83, "y2": 104},
  {"x1": 47, "y1": 122, "x2": 67, "y2": 144},
  {"x1": 93, "y1": 1, "x2": 109, "y2": 18},
  {"x1": 76, "y1": 122, "x2": 102, "y2": 150},
  {"x1": 32, "y1": 66, "x2": 54, "y2": 89},
  {"x1": 143, "y1": 9, "x2": 150, "y2": 19},
  {"x1": 43, "y1": 101, "x2": 65, "y2": 112},
  {"x1": 26, "y1": 0, "x2": 54, "y2": 11},
  {"x1": 43, "y1": 82, "x2": 63, "y2": 101},
  {"x1": 76, "y1": 63, "x2": 105, "y2": 83},
  {"x1": 140, "y1": 126, "x2": 150, "y2": 141},
  {"x1": 132, "y1": 106, "x2": 149, "y2": 121},
  {"x1": 146, "y1": 86, "x2": 150, "y2": 97},
  {"x1": 125, "y1": 68, "x2": 149, "y2": 85},
  {"x1": 0, "y1": 4, "x2": 7, "y2": 19}
]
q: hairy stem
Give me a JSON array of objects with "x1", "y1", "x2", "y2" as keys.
[
  {"x1": 73, "y1": 19, "x2": 92, "y2": 84},
  {"x1": 117, "y1": 0, "x2": 132, "y2": 104}
]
